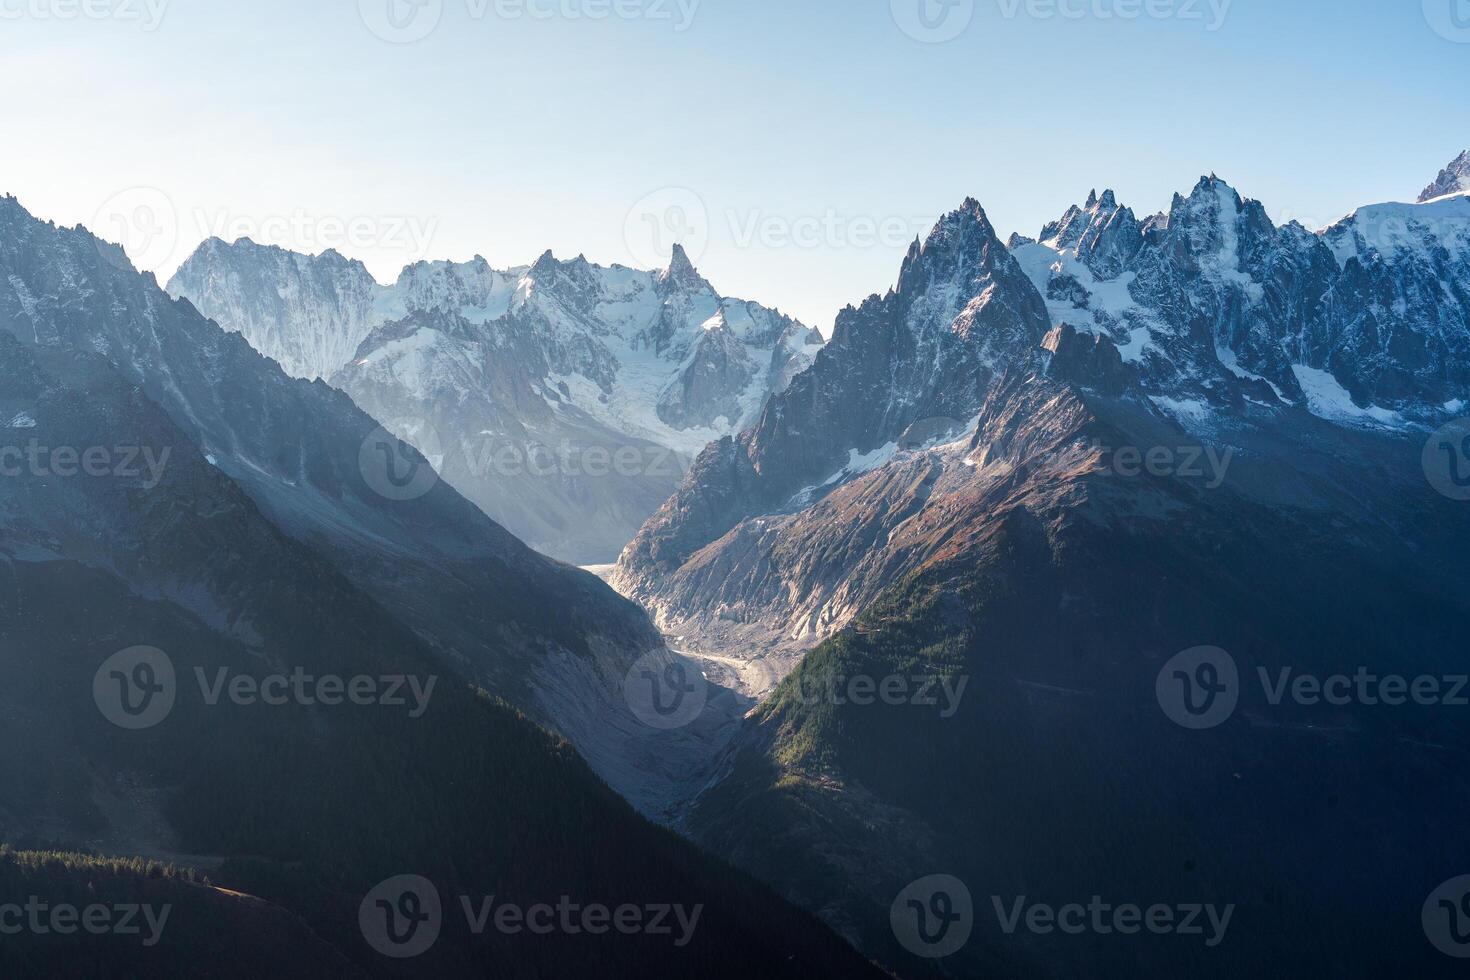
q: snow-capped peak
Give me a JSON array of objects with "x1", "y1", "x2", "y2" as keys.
[
  {"x1": 660, "y1": 243, "x2": 699, "y2": 283},
  {"x1": 1419, "y1": 149, "x2": 1470, "y2": 203}
]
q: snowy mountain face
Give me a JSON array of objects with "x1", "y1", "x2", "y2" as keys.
[
  {"x1": 167, "y1": 237, "x2": 387, "y2": 380},
  {"x1": 169, "y1": 241, "x2": 821, "y2": 562},
  {"x1": 1010, "y1": 172, "x2": 1470, "y2": 414},
  {"x1": 617, "y1": 163, "x2": 1470, "y2": 652},
  {"x1": 1419, "y1": 148, "x2": 1470, "y2": 202}
]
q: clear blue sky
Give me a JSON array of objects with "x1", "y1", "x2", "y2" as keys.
[{"x1": 0, "y1": 0, "x2": 1464, "y2": 330}]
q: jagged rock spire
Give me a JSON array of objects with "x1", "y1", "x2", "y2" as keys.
[{"x1": 1420, "y1": 149, "x2": 1470, "y2": 203}]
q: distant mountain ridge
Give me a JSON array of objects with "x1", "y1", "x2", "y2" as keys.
[{"x1": 168, "y1": 239, "x2": 822, "y2": 562}]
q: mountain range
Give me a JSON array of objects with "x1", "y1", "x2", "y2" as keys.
[
  {"x1": 166, "y1": 239, "x2": 821, "y2": 563},
  {"x1": 3, "y1": 148, "x2": 1469, "y2": 978},
  {"x1": 611, "y1": 155, "x2": 1470, "y2": 976},
  {"x1": 617, "y1": 167, "x2": 1470, "y2": 652}
]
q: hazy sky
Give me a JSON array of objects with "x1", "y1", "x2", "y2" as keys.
[{"x1": 1, "y1": 0, "x2": 1465, "y2": 330}]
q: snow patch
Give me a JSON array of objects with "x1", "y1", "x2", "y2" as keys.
[
  {"x1": 842, "y1": 441, "x2": 899, "y2": 477},
  {"x1": 1011, "y1": 241, "x2": 1159, "y2": 364},
  {"x1": 1291, "y1": 365, "x2": 1404, "y2": 427},
  {"x1": 1324, "y1": 195, "x2": 1470, "y2": 268}
]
